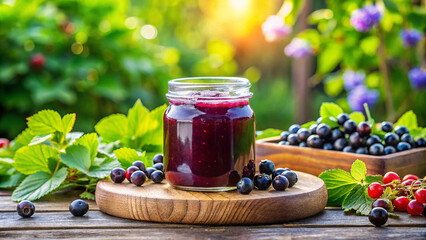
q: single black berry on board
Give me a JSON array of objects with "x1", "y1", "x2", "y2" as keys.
[
  {"x1": 273, "y1": 168, "x2": 290, "y2": 179},
  {"x1": 372, "y1": 199, "x2": 391, "y2": 211},
  {"x1": 259, "y1": 159, "x2": 275, "y2": 175},
  {"x1": 289, "y1": 124, "x2": 301, "y2": 134},
  {"x1": 349, "y1": 132, "x2": 363, "y2": 148},
  {"x1": 337, "y1": 113, "x2": 350, "y2": 126},
  {"x1": 152, "y1": 154, "x2": 164, "y2": 164},
  {"x1": 254, "y1": 174, "x2": 272, "y2": 190},
  {"x1": 110, "y1": 167, "x2": 126, "y2": 183},
  {"x1": 400, "y1": 134, "x2": 414, "y2": 146},
  {"x1": 307, "y1": 135, "x2": 323, "y2": 148},
  {"x1": 394, "y1": 125, "x2": 409, "y2": 137},
  {"x1": 343, "y1": 120, "x2": 357, "y2": 134},
  {"x1": 384, "y1": 146, "x2": 396, "y2": 155},
  {"x1": 299, "y1": 142, "x2": 308, "y2": 147},
  {"x1": 384, "y1": 132, "x2": 399, "y2": 147},
  {"x1": 331, "y1": 128, "x2": 344, "y2": 141},
  {"x1": 287, "y1": 134, "x2": 299, "y2": 145},
  {"x1": 396, "y1": 142, "x2": 411, "y2": 152},
  {"x1": 297, "y1": 128, "x2": 310, "y2": 142},
  {"x1": 316, "y1": 123, "x2": 331, "y2": 139},
  {"x1": 381, "y1": 121, "x2": 393, "y2": 132},
  {"x1": 369, "y1": 207, "x2": 388, "y2": 227},
  {"x1": 355, "y1": 147, "x2": 368, "y2": 154},
  {"x1": 281, "y1": 171, "x2": 298, "y2": 187},
  {"x1": 309, "y1": 124, "x2": 318, "y2": 134},
  {"x1": 145, "y1": 167, "x2": 156, "y2": 179},
  {"x1": 272, "y1": 175, "x2": 289, "y2": 191},
  {"x1": 132, "y1": 161, "x2": 146, "y2": 172},
  {"x1": 280, "y1": 131, "x2": 290, "y2": 141},
  {"x1": 278, "y1": 141, "x2": 289, "y2": 145},
  {"x1": 333, "y1": 138, "x2": 347, "y2": 151},
  {"x1": 323, "y1": 143, "x2": 333, "y2": 150},
  {"x1": 369, "y1": 143, "x2": 384, "y2": 156},
  {"x1": 237, "y1": 177, "x2": 254, "y2": 194},
  {"x1": 343, "y1": 146, "x2": 355, "y2": 153},
  {"x1": 69, "y1": 199, "x2": 89, "y2": 217},
  {"x1": 366, "y1": 135, "x2": 381, "y2": 148},
  {"x1": 17, "y1": 201, "x2": 35, "y2": 218},
  {"x1": 416, "y1": 137, "x2": 426, "y2": 148},
  {"x1": 151, "y1": 170, "x2": 164, "y2": 183},
  {"x1": 130, "y1": 171, "x2": 147, "y2": 186},
  {"x1": 357, "y1": 121, "x2": 371, "y2": 137},
  {"x1": 126, "y1": 166, "x2": 140, "y2": 182},
  {"x1": 153, "y1": 162, "x2": 164, "y2": 172}
]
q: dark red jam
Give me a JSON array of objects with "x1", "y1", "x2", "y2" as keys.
[{"x1": 163, "y1": 100, "x2": 255, "y2": 190}]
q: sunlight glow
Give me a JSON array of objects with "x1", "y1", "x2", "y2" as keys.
[
  {"x1": 140, "y1": 25, "x2": 157, "y2": 39},
  {"x1": 230, "y1": 0, "x2": 250, "y2": 13}
]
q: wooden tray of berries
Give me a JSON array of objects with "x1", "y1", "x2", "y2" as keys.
[{"x1": 255, "y1": 136, "x2": 426, "y2": 177}]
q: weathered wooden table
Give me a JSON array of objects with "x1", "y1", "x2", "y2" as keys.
[{"x1": 0, "y1": 190, "x2": 425, "y2": 239}]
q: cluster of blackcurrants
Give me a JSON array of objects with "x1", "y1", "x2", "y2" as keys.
[
  {"x1": 17, "y1": 199, "x2": 89, "y2": 218},
  {"x1": 237, "y1": 159, "x2": 298, "y2": 194},
  {"x1": 278, "y1": 113, "x2": 426, "y2": 155},
  {"x1": 110, "y1": 154, "x2": 165, "y2": 186},
  {"x1": 367, "y1": 172, "x2": 426, "y2": 227}
]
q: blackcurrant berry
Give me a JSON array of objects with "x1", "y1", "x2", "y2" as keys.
[
  {"x1": 259, "y1": 159, "x2": 275, "y2": 175},
  {"x1": 247, "y1": 160, "x2": 255, "y2": 170},
  {"x1": 281, "y1": 171, "x2": 298, "y2": 187},
  {"x1": 69, "y1": 199, "x2": 89, "y2": 217},
  {"x1": 145, "y1": 167, "x2": 156, "y2": 179},
  {"x1": 299, "y1": 142, "x2": 308, "y2": 147},
  {"x1": 132, "y1": 161, "x2": 146, "y2": 172},
  {"x1": 316, "y1": 123, "x2": 331, "y2": 139},
  {"x1": 280, "y1": 131, "x2": 290, "y2": 141},
  {"x1": 273, "y1": 168, "x2": 290, "y2": 179},
  {"x1": 289, "y1": 124, "x2": 301, "y2": 134},
  {"x1": 396, "y1": 142, "x2": 411, "y2": 152},
  {"x1": 369, "y1": 207, "x2": 388, "y2": 227},
  {"x1": 394, "y1": 125, "x2": 409, "y2": 137},
  {"x1": 366, "y1": 135, "x2": 381, "y2": 148},
  {"x1": 323, "y1": 143, "x2": 333, "y2": 150},
  {"x1": 17, "y1": 201, "x2": 35, "y2": 218},
  {"x1": 287, "y1": 134, "x2": 299, "y2": 145},
  {"x1": 152, "y1": 154, "x2": 164, "y2": 164},
  {"x1": 309, "y1": 124, "x2": 318, "y2": 134},
  {"x1": 400, "y1": 134, "x2": 414, "y2": 146},
  {"x1": 333, "y1": 138, "x2": 347, "y2": 151},
  {"x1": 381, "y1": 121, "x2": 393, "y2": 132},
  {"x1": 316, "y1": 117, "x2": 323, "y2": 124},
  {"x1": 349, "y1": 132, "x2": 363, "y2": 148},
  {"x1": 384, "y1": 146, "x2": 396, "y2": 155},
  {"x1": 272, "y1": 175, "x2": 289, "y2": 191},
  {"x1": 110, "y1": 167, "x2": 126, "y2": 183},
  {"x1": 151, "y1": 170, "x2": 164, "y2": 183},
  {"x1": 130, "y1": 171, "x2": 147, "y2": 186},
  {"x1": 296, "y1": 128, "x2": 310, "y2": 142},
  {"x1": 331, "y1": 128, "x2": 344, "y2": 141},
  {"x1": 415, "y1": 137, "x2": 426, "y2": 147},
  {"x1": 126, "y1": 166, "x2": 140, "y2": 182},
  {"x1": 237, "y1": 177, "x2": 254, "y2": 194},
  {"x1": 355, "y1": 147, "x2": 368, "y2": 154},
  {"x1": 307, "y1": 135, "x2": 323, "y2": 148},
  {"x1": 343, "y1": 120, "x2": 357, "y2": 134},
  {"x1": 372, "y1": 199, "x2": 391, "y2": 211},
  {"x1": 153, "y1": 163, "x2": 164, "y2": 172},
  {"x1": 369, "y1": 143, "x2": 384, "y2": 155},
  {"x1": 357, "y1": 121, "x2": 371, "y2": 137},
  {"x1": 337, "y1": 113, "x2": 350, "y2": 126},
  {"x1": 278, "y1": 141, "x2": 289, "y2": 145},
  {"x1": 343, "y1": 146, "x2": 355, "y2": 153},
  {"x1": 254, "y1": 174, "x2": 272, "y2": 190},
  {"x1": 384, "y1": 133, "x2": 399, "y2": 147}
]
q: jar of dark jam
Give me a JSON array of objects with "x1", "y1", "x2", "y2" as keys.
[{"x1": 163, "y1": 77, "x2": 256, "y2": 191}]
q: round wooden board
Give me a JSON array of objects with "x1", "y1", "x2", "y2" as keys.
[{"x1": 95, "y1": 171, "x2": 327, "y2": 225}]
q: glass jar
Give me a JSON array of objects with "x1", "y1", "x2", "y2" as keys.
[{"x1": 163, "y1": 77, "x2": 256, "y2": 191}]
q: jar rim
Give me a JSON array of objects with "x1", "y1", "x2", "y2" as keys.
[{"x1": 168, "y1": 77, "x2": 251, "y2": 87}]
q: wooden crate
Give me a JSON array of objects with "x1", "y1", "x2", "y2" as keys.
[{"x1": 255, "y1": 137, "x2": 426, "y2": 177}]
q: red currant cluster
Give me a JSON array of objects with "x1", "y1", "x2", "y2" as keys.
[{"x1": 368, "y1": 172, "x2": 426, "y2": 216}]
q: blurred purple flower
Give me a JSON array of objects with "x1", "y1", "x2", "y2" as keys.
[
  {"x1": 347, "y1": 85, "x2": 379, "y2": 112},
  {"x1": 262, "y1": 15, "x2": 292, "y2": 42},
  {"x1": 400, "y1": 29, "x2": 422, "y2": 47},
  {"x1": 343, "y1": 69, "x2": 365, "y2": 91},
  {"x1": 408, "y1": 67, "x2": 426, "y2": 89},
  {"x1": 284, "y1": 38, "x2": 312, "y2": 58},
  {"x1": 350, "y1": 5, "x2": 381, "y2": 32}
]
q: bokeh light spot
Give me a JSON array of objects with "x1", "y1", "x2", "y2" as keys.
[
  {"x1": 125, "y1": 17, "x2": 138, "y2": 29},
  {"x1": 140, "y1": 25, "x2": 157, "y2": 39},
  {"x1": 71, "y1": 42, "x2": 83, "y2": 55},
  {"x1": 24, "y1": 40, "x2": 34, "y2": 52},
  {"x1": 75, "y1": 32, "x2": 88, "y2": 44},
  {"x1": 99, "y1": 20, "x2": 111, "y2": 33}
]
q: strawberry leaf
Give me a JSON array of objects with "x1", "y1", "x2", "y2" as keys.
[
  {"x1": 350, "y1": 159, "x2": 366, "y2": 182},
  {"x1": 14, "y1": 145, "x2": 58, "y2": 175},
  {"x1": 95, "y1": 114, "x2": 128, "y2": 143},
  {"x1": 342, "y1": 184, "x2": 373, "y2": 215},
  {"x1": 27, "y1": 110, "x2": 63, "y2": 136}
]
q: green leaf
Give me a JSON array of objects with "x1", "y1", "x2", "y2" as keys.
[
  {"x1": 114, "y1": 147, "x2": 145, "y2": 169},
  {"x1": 411, "y1": 127, "x2": 426, "y2": 140},
  {"x1": 74, "y1": 133, "x2": 99, "y2": 162},
  {"x1": 13, "y1": 128, "x2": 35, "y2": 148},
  {"x1": 60, "y1": 145, "x2": 91, "y2": 173},
  {"x1": 342, "y1": 184, "x2": 373, "y2": 215},
  {"x1": 319, "y1": 169, "x2": 358, "y2": 206},
  {"x1": 320, "y1": 102, "x2": 344, "y2": 119},
  {"x1": 350, "y1": 160, "x2": 366, "y2": 182},
  {"x1": 27, "y1": 110, "x2": 63, "y2": 136},
  {"x1": 349, "y1": 112, "x2": 365, "y2": 125},
  {"x1": 62, "y1": 113, "x2": 76, "y2": 134},
  {"x1": 256, "y1": 128, "x2": 282, "y2": 140},
  {"x1": 320, "y1": 117, "x2": 339, "y2": 128},
  {"x1": 14, "y1": 145, "x2": 58, "y2": 175},
  {"x1": 394, "y1": 111, "x2": 418, "y2": 131},
  {"x1": 29, "y1": 134, "x2": 52, "y2": 146},
  {"x1": 383, "y1": 0, "x2": 399, "y2": 13},
  {"x1": 11, "y1": 168, "x2": 68, "y2": 201},
  {"x1": 365, "y1": 175, "x2": 383, "y2": 184},
  {"x1": 80, "y1": 191, "x2": 95, "y2": 200},
  {"x1": 127, "y1": 99, "x2": 149, "y2": 136},
  {"x1": 0, "y1": 172, "x2": 25, "y2": 188},
  {"x1": 135, "y1": 104, "x2": 167, "y2": 149},
  {"x1": 324, "y1": 74, "x2": 344, "y2": 97},
  {"x1": 301, "y1": 121, "x2": 317, "y2": 129},
  {"x1": 318, "y1": 43, "x2": 343, "y2": 74},
  {"x1": 87, "y1": 157, "x2": 121, "y2": 178},
  {"x1": 95, "y1": 114, "x2": 128, "y2": 143}
]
